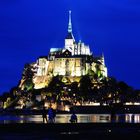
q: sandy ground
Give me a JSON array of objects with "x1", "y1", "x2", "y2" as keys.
[{"x1": 0, "y1": 123, "x2": 140, "y2": 140}]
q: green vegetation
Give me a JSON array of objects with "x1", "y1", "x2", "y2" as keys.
[{"x1": 0, "y1": 75, "x2": 140, "y2": 110}]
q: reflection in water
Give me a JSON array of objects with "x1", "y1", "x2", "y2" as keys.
[
  {"x1": 0, "y1": 114, "x2": 140, "y2": 124},
  {"x1": 125, "y1": 114, "x2": 140, "y2": 123}
]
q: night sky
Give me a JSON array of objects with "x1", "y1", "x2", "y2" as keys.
[{"x1": 0, "y1": 0, "x2": 140, "y2": 94}]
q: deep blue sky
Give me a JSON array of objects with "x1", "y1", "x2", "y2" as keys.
[{"x1": 0, "y1": 0, "x2": 140, "y2": 94}]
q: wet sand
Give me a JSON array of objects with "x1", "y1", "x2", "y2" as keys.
[{"x1": 0, "y1": 123, "x2": 140, "y2": 140}]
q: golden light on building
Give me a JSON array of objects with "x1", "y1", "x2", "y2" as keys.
[{"x1": 19, "y1": 11, "x2": 108, "y2": 90}]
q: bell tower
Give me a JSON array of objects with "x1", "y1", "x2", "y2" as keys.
[{"x1": 65, "y1": 11, "x2": 75, "y2": 55}]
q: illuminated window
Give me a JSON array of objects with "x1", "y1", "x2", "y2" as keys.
[{"x1": 76, "y1": 60, "x2": 80, "y2": 67}]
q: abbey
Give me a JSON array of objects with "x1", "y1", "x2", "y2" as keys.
[{"x1": 20, "y1": 11, "x2": 107, "y2": 89}]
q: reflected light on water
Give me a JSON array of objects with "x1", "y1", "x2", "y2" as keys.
[
  {"x1": 125, "y1": 114, "x2": 140, "y2": 123},
  {"x1": 0, "y1": 114, "x2": 140, "y2": 124}
]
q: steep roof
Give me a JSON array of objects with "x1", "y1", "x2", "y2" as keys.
[{"x1": 65, "y1": 32, "x2": 74, "y2": 40}]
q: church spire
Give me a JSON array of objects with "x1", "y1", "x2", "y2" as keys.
[
  {"x1": 65, "y1": 10, "x2": 75, "y2": 40},
  {"x1": 101, "y1": 53, "x2": 105, "y2": 65},
  {"x1": 68, "y1": 10, "x2": 72, "y2": 33}
]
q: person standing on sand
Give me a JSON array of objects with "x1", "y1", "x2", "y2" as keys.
[
  {"x1": 42, "y1": 106, "x2": 47, "y2": 123},
  {"x1": 69, "y1": 112, "x2": 77, "y2": 123},
  {"x1": 48, "y1": 107, "x2": 56, "y2": 123}
]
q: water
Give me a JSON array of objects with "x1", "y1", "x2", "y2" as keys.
[
  {"x1": 0, "y1": 114, "x2": 140, "y2": 139},
  {"x1": 0, "y1": 114, "x2": 139, "y2": 124}
]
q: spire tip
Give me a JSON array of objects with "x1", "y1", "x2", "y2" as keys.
[{"x1": 68, "y1": 10, "x2": 72, "y2": 33}]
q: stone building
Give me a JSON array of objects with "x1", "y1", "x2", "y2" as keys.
[{"x1": 20, "y1": 11, "x2": 107, "y2": 89}]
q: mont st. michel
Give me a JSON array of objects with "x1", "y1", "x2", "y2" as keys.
[
  {"x1": 19, "y1": 11, "x2": 107, "y2": 91},
  {"x1": 0, "y1": 1, "x2": 140, "y2": 139},
  {"x1": 0, "y1": 11, "x2": 138, "y2": 112}
]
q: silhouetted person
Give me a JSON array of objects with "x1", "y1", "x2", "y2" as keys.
[
  {"x1": 132, "y1": 114, "x2": 135, "y2": 123},
  {"x1": 42, "y1": 107, "x2": 47, "y2": 123},
  {"x1": 48, "y1": 107, "x2": 56, "y2": 123},
  {"x1": 69, "y1": 112, "x2": 77, "y2": 123}
]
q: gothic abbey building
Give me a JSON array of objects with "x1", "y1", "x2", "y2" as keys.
[{"x1": 20, "y1": 11, "x2": 107, "y2": 89}]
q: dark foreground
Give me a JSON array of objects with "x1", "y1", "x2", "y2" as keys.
[{"x1": 0, "y1": 123, "x2": 140, "y2": 140}]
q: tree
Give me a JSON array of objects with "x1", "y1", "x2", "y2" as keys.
[
  {"x1": 94, "y1": 77, "x2": 118, "y2": 104},
  {"x1": 117, "y1": 81, "x2": 133, "y2": 103},
  {"x1": 79, "y1": 75, "x2": 92, "y2": 100},
  {"x1": 70, "y1": 82, "x2": 79, "y2": 96},
  {"x1": 22, "y1": 63, "x2": 35, "y2": 91},
  {"x1": 47, "y1": 75, "x2": 64, "y2": 97}
]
